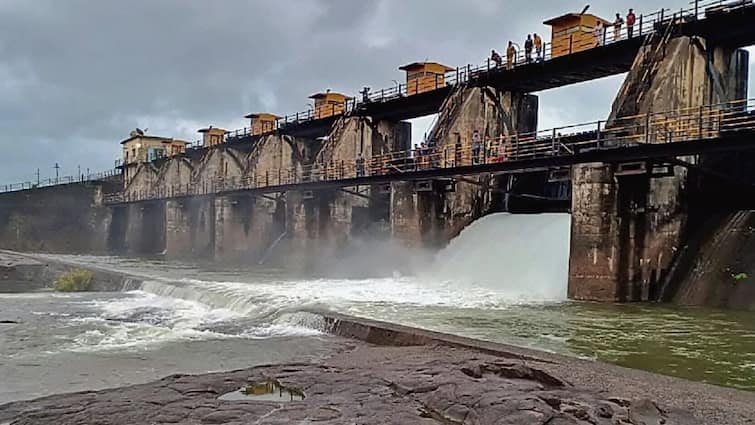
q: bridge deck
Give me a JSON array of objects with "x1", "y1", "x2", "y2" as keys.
[{"x1": 106, "y1": 99, "x2": 755, "y2": 205}]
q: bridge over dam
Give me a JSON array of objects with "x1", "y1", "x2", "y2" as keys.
[{"x1": 3, "y1": 0, "x2": 755, "y2": 308}]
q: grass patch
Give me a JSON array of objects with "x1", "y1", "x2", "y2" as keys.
[{"x1": 54, "y1": 269, "x2": 94, "y2": 292}]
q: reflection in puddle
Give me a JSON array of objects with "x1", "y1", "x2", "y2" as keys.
[{"x1": 219, "y1": 380, "x2": 305, "y2": 402}]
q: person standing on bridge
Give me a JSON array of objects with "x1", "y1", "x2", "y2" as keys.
[
  {"x1": 533, "y1": 33, "x2": 543, "y2": 61},
  {"x1": 524, "y1": 35, "x2": 534, "y2": 63},
  {"x1": 472, "y1": 130, "x2": 482, "y2": 165},
  {"x1": 355, "y1": 153, "x2": 366, "y2": 177},
  {"x1": 506, "y1": 41, "x2": 516, "y2": 69},
  {"x1": 420, "y1": 142, "x2": 430, "y2": 170},
  {"x1": 627, "y1": 9, "x2": 636, "y2": 38},
  {"x1": 594, "y1": 22, "x2": 605, "y2": 46},
  {"x1": 490, "y1": 49, "x2": 503, "y2": 68},
  {"x1": 614, "y1": 13, "x2": 624, "y2": 42}
]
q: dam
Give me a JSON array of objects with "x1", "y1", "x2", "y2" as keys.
[
  {"x1": 2, "y1": 2, "x2": 755, "y2": 423},
  {"x1": 3, "y1": 1, "x2": 755, "y2": 307}
]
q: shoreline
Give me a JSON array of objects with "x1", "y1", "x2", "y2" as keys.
[
  {"x1": 2, "y1": 314, "x2": 753, "y2": 424},
  {"x1": 1, "y1": 251, "x2": 753, "y2": 423}
]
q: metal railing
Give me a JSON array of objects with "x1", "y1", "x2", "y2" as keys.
[
  {"x1": 221, "y1": 0, "x2": 752, "y2": 143},
  {"x1": 103, "y1": 97, "x2": 755, "y2": 204},
  {"x1": 1, "y1": 168, "x2": 122, "y2": 194}
]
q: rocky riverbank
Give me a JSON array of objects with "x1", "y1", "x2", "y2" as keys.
[{"x1": 2, "y1": 313, "x2": 754, "y2": 424}]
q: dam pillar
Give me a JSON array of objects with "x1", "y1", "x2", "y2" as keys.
[
  {"x1": 165, "y1": 199, "x2": 191, "y2": 258},
  {"x1": 123, "y1": 201, "x2": 166, "y2": 255},
  {"x1": 568, "y1": 36, "x2": 749, "y2": 302},
  {"x1": 440, "y1": 87, "x2": 538, "y2": 238},
  {"x1": 205, "y1": 134, "x2": 307, "y2": 265},
  {"x1": 286, "y1": 117, "x2": 411, "y2": 266},
  {"x1": 213, "y1": 194, "x2": 286, "y2": 262},
  {"x1": 164, "y1": 198, "x2": 215, "y2": 258},
  {"x1": 213, "y1": 195, "x2": 253, "y2": 262},
  {"x1": 395, "y1": 86, "x2": 538, "y2": 245},
  {"x1": 390, "y1": 181, "x2": 444, "y2": 248},
  {"x1": 107, "y1": 205, "x2": 129, "y2": 253}
]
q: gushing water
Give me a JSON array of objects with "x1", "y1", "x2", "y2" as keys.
[
  {"x1": 30, "y1": 213, "x2": 573, "y2": 352},
  {"x1": 426, "y1": 213, "x2": 571, "y2": 302},
  {"x1": 14, "y1": 214, "x2": 755, "y2": 392}
]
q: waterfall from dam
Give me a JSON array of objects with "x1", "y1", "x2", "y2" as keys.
[
  {"x1": 426, "y1": 213, "x2": 571, "y2": 302},
  {"x1": 30, "y1": 213, "x2": 572, "y2": 352},
  {"x1": 17, "y1": 215, "x2": 755, "y2": 393}
]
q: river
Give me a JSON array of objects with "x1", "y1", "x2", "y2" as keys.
[{"x1": 1, "y1": 213, "x2": 753, "y2": 404}]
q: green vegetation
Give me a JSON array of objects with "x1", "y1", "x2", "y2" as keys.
[
  {"x1": 732, "y1": 272, "x2": 749, "y2": 282},
  {"x1": 54, "y1": 269, "x2": 95, "y2": 292}
]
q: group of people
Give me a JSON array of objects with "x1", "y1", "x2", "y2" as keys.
[
  {"x1": 596, "y1": 9, "x2": 637, "y2": 46},
  {"x1": 490, "y1": 8, "x2": 638, "y2": 66},
  {"x1": 348, "y1": 128, "x2": 522, "y2": 179},
  {"x1": 472, "y1": 130, "x2": 517, "y2": 164},
  {"x1": 413, "y1": 139, "x2": 441, "y2": 169},
  {"x1": 490, "y1": 33, "x2": 544, "y2": 69}
]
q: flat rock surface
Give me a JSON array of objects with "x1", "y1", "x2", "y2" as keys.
[{"x1": 2, "y1": 342, "x2": 751, "y2": 425}]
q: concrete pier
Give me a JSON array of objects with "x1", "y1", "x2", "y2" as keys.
[
  {"x1": 122, "y1": 202, "x2": 166, "y2": 255},
  {"x1": 388, "y1": 87, "x2": 539, "y2": 246},
  {"x1": 284, "y1": 117, "x2": 411, "y2": 263},
  {"x1": 569, "y1": 37, "x2": 750, "y2": 302}
]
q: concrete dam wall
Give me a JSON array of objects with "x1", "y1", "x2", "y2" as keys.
[
  {"x1": 1, "y1": 31, "x2": 752, "y2": 309},
  {"x1": 0, "y1": 182, "x2": 116, "y2": 254}
]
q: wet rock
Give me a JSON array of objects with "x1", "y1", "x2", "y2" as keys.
[
  {"x1": 306, "y1": 406, "x2": 342, "y2": 421},
  {"x1": 0, "y1": 346, "x2": 710, "y2": 425},
  {"x1": 628, "y1": 399, "x2": 668, "y2": 424},
  {"x1": 152, "y1": 413, "x2": 186, "y2": 423},
  {"x1": 460, "y1": 365, "x2": 483, "y2": 379},
  {"x1": 200, "y1": 410, "x2": 245, "y2": 424},
  {"x1": 442, "y1": 403, "x2": 469, "y2": 423},
  {"x1": 485, "y1": 363, "x2": 567, "y2": 387},
  {"x1": 594, "y1": 403, "x2": 615, "y2": 418}
]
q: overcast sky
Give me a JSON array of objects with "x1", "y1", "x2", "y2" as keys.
[{"x1": 0, "y1": 0, "x2": 752, "y2": 183}]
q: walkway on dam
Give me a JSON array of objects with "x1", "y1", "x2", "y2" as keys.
[
  {"x1": 225, "y1": 0, "x2": 755, "y2": 140},
  {"x1": 105, "y1": 98, "x2": 755, "y2": 205}
]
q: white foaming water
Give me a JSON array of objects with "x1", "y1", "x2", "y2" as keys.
[
  {"x1": 46, "y1": 213, "x2": 571, "y2": 352},
  {"x1": 67, "y1": 291, "x2": 241, "y2": 352},
  {"x1": 425, "y1": 213, "x2": 571, "y2": 302}
]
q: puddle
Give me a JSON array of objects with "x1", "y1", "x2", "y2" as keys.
[{"x1": 218, "y1": 380, "x2": 305, "y2": 402}]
